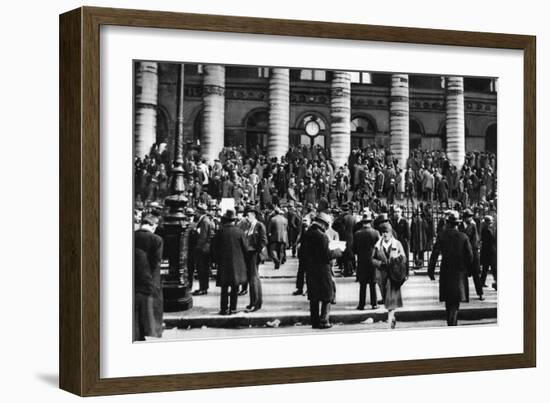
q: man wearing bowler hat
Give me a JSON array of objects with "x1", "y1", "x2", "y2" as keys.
[
  {"x1": 211, "y1": 209, "x2": 249, "y2": 315},
  {"x1": 300, "y1": 212, "x2": 343, "y2": 329},
  {"x1": 428, "y1": 210, "x2": 474, "y2": 326}
]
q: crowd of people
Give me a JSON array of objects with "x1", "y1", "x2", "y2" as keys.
[
  {"x1": 135, "y1": 142, "x2": 497, "y2": 213},
  {"x1": 134, "y1": 142, "x2": 498, "y2": 340}
]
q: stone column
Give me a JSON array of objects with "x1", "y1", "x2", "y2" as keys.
[
  {"x1": 135, "y1": 62, "x2": 158, "y2": 158},
  {"x1": 201, "y1": 65, "x2": 225, "y2": 163},
  {"x1": 445, "y1": 76, "x2": 466, "y2": 169},
  {"x1": 330, "y1": 71, "x2": 351, "y2": 168},
  {"x1": 389, "y1": 74, "x2": 409, "y2": 169},
  {"x1": 267, "y1": 68, "x2": 290, "y2": 160}
]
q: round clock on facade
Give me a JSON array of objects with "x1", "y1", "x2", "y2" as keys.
[{"x1": 305, "y1": 119, "x2": 320, "y2": 136}]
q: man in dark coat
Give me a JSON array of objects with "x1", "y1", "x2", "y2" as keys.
[
  {"x1": 242, "y1": 206, "x2": 267, "y2": 311},
  {"x1": 391, "y1": 206, "x2": 410, "y2": 265},
  {"x1": 212, "y1": 209, "x2": 249, "y2": 315},
  {"x1": 134, "y1": 214, "x2": 164, "y2": 341},
  {"x1": 353, "y1": 211, "x2": 380, "y2": 310},
  {"x1": 192, "y1": 203, "x2": 216, "y2": 295},
  {"x1": 332, "y1": 204, "x2": 357, "y2": 276},
  {"x1": 300, "y1": 212, "x2": 342, "y2": 329},
  {"x1": 267, "y1": 208, "x2": 288, "y2": 269},
  {"x1": 428, "y1": 211, "x2": 474, "y2": 326},
  {"x1": 460, "y1": 209, "x2": 485, "y2": 300},
  {"x1": 480, "y1": 215, "x2": 497, "y2": 290},
  {"x1": 287, "y1": 206, "x2": 302, "y2": 258}
]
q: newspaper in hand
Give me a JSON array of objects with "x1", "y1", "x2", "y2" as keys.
[{"x1": 329, "y1": 240, "x2": 347, "y2": 251}]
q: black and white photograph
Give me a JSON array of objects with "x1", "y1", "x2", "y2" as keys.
[{"x1": 133, "y1": 61, "x2": 498, "y2": 342}]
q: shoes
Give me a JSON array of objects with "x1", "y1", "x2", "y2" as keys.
[
  {"x1": 292, "y1": 289, "x2": 304, "y2": 296},
  {"x1": 274, "y1": 263, "x2": 280, "y2": 270},
  {"x1": 311, "y1": 323, "x2": 320, "y2": 329},
  {"x1": 356, "y1": 305, "x2": 365, "y2": 311},
  {"x1": 192, "y1": 290, "x2": 207, "y2": 296},
  {"x1": 390, "y1": 317, "x2": 397, "y2": 329},
  {"x1": 319, "y1": 323, "x2": 333, "y2": 329},
  {"x1": 482, "y1": 283, "x2": 488, "y2": 288},
  {"x1": 218, "y1": 309, "x2": 230, "y2": 315},
  {"x1": 492, "y1": 283, "x2": 497, "y2": 290},
  {"x1": 245, "y1": 306, "x2": 260, "y2": 313},
  {"x1": 479, "y1": 295, "x2": 485, "y2": 301},
  {"x1": 371, "y1": 305, "x2": 379, "y2": 310},
  {"x1": 238, "y1": 290, "x2": 248, "y2": 296}
]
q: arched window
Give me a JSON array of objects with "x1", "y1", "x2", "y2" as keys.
[{"x1": 351, "y1": 116, "x2": 376, "y2": 148}]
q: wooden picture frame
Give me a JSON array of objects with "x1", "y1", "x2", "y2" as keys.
[{"x1": 59, "y1": 6, "x2": 536, "y2": 396}]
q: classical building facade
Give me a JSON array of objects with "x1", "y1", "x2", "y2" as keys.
[{"x1": 134, "y1": 62, "x2": 497, "y2": 169}]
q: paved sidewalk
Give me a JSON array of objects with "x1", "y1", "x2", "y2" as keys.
[{"x1": 164, "y1": 256, "x2": 497, "y2": 330}]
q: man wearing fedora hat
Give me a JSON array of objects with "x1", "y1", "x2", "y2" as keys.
[
  {"x1": 211, "y1": 209, "x2": 249, "y2": 315},
  {"x1": 191, "y1": 203, "x2": 216, "y2": 296},
  {"x1": 300, "y1": 212, "x2": 343, "y2": 329},
  {"x1": 428, "y1": 210, "x2": 474, "y2": 326},
  {"x1": 460, "y1": 208, "x2": 485, "y2": 301},
  {"x1": 353, "y1": 210, "x2": 380, "y2": 310}
]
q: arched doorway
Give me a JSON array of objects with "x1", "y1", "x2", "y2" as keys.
[
  {"x1": 409, "y1": 118, "x2": 423, "y2": 150},
  {"x1": 351, "y1": 115, "x2": 376, "y2": 148},
  {"x1": 193, "y1": 110, "x2": 203, "y2": 144},
  {"x1": 485, "y1": 123, "x2": 497, "y2": 153},
  {"x1": 245, "y1": 109, "x2": 269, "y2": 152},
  {"x1": 155, "y1": 106, "x2": 170, "y2": 145}
]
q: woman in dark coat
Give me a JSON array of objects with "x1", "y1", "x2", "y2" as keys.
[
  {"x1": 372, "y1": 221, "x2": 407, "y2": 329},
  {"x1": 212, "y1": 209, "x2": 249, "y2": 315}
]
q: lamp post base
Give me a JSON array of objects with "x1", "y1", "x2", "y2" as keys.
[{"x1": 163, "y1": 282, "x2": 193, "y2": 312}]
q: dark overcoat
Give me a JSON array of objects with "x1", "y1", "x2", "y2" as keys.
[
  {"x1": 428, "y1": 227, "x2": 473, "y2": 303},
  {"x1": 287, "y1": 210, "x2": 302, "y2": 245},
  {"x1": 301, "y1": 223, "x2": 336, "y2": 302},
  {"x1": 212, "y1": 223, "x2": 249, "y2": 287},
  {"x1": 268, "y1": 214, "x2": 289, "y2": 245},
  {"x1": 353, "y1": 226, "x2": 380, "y2": 283},
  {"x1": 134, "y1": 229, "x2": 164, "y2": 338},
  {"x1": 410, "y1": 216, "x2": 428, "y2": 253},
  {"x1": 461, "y1": 221, "x2": 480, "y2": 275},
  {"x1": 480, "y1": 224, "x2": 497, "y2": 266},
  {"x1": 392, "y1": 217, "x2": 410, "y2": 261}
]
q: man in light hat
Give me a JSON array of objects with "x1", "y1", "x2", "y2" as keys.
[
  {"x1": 300, "y1": 212, "x2": 343, "y2": 329},
  {"x1": 428, "y1": 210, "x2": 474, "y2": 326}
]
